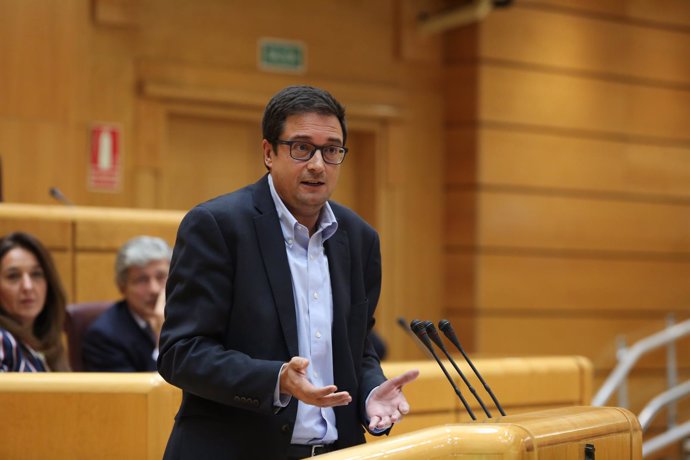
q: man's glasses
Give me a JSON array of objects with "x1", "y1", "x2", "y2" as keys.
[{"x1": 277, "y1": 140, "x2": 348, "y2": 165}]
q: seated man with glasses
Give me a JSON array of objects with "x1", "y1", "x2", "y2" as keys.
[{"x1": 157, "y1": 85, "x2": 418, "y2": 459}]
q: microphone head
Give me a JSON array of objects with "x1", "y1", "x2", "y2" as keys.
[
  {"x1": 397, "y1": 317, "x2": 410, "y2": 330},
  {"x1": 410, "y1": 319, "x2": 427, "y2": 337},
  {"x1": 438, "y1": 319, "x2": 451, "y2": 332},
  {"x1": 425, "y1": 321, "x2": 445, "y2": 348}
]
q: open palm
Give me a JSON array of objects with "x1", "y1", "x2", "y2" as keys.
[{"x1": 366, "y1": 369, "x2": 419, "y2": 431}]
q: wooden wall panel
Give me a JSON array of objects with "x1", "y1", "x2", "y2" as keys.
[
  {"x1": 73, "y1": 209, "x2": 182, "y2": 250},
  {"x1": 447, "y1": 127, "x2": 690, "y2": 199},
  {"x1": 162, "y1": 114, "x2": 263, "y2": 211},
  {"x1": 137, "y1": 0, "x2": 397, "y2": 86},
  {"x1": 447, "y1": 190, "x2": 690, "y2": 254},
  {"x1": 52, "y1": 253, "x2": 74, "y2": 304},
  {"x1": 519, "y1": 0, "x2": 690, "y2": 28},
  {"x1": 443, "y1": 1, "x2": 690, "y2": 443},
  {"x1": 0, "y1": 121, "x2": 71, "y2": 204},
  {"x1": 446, "y1": 65, "x2": 690, "y2": 142},
  {"x1": 0, "y1": 1, "x2": 73, "y2": 120},
  {"x1": 447, "y1": 252, "x2": 690, "y2": 312},
  {"x1": 447, "y1": 5, "x2": 690, "y2": 85},
  {"x1": 75, "y1": 252, "x2": 120, "y2": 302},
  {"x1": 470, "y1": 316, "x2": 690, "y2": 369}
]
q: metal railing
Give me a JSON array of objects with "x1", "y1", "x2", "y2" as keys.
[{"x1": 591, "y1": 315, "x2": 690, "y2": 457}]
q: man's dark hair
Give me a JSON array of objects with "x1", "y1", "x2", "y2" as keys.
[{"x1": 262, "y1": 85, "x2": 347, "y2": 149}]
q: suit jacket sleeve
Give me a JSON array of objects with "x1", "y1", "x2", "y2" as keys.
[{"x1": 157, "y1": 204, "x2": 284, "y2": 414}]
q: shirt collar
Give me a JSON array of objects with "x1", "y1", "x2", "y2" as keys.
[{"x1": 127, "y1": 306, "x2": 148, "y2": 330}]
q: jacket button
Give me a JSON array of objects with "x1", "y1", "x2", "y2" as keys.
[{"x1": 281, "y1": 423, "x2": 290, "y2": 434}]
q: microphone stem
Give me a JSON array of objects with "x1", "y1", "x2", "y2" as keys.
[
  {"x1": 429, "y1": 352, "x2": 476, "y2": 420},
  {"x1": 454, "y1": 343, "x2": 506, "y2": 416},
  {"x1": 440, "y1": 348, "x2": 492, "y2": 418}
]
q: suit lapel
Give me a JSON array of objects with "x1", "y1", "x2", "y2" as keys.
[
  {"x1": 326, "y1": 226, "x2": 354, "y2": 389},
  {"x1": 252, "y1": 176, "x2": 299, "y2": 358}
]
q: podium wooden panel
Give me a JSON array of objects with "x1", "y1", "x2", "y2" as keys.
[
  {"x1": 0, "y1": 356, "x2": 592, "y2": 459},
  {"x1": 0, "y1": 373, "x2": 180, "y2": 460},
  {"x1": 321, "y1": 406, "x2": 642, "y2": 459},
  {"x1": 379, "y1": 356, "x2": 593, "y2": 436}
]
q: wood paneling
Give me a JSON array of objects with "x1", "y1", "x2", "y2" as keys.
[
  {"x1": 447, "y1": 252, "x2": 690, "y2": 312},
  {"x1": 447, "y1": 190, "x2": 690, "y2": 254},
  {"x1": 448, "y1": 127, "x2": 690, "y2": 199},
  {"x1": 73, "y1": 208, "x2": 181, "y2": 250},
  {"x1": 0, "y1": 1, "x2": 73, "y2": 120},
  {"x1": 519, "y1": 0, "x2": 690, "y2": 28},
  {"x1": 75, "y1": 252, "x2": 120, "y2": 302},
  {"x1": 447, "y1": 5, "x2": 690, "y2": 85},
  {"x1": 442, "y1": 3, "x2": 690, "y2": 446},
  {"x1": 162, "y1": 114, "x2": 263, "y2": 211},
  {"x1": 137, "y1": 0, "x2": 397, "y2": 86},
  {"x1": 0, "y1": 121, "x2": 72, "y2": 204},
  {"x1": 447, "y1": 64, "x2": 690, "y2": 142}
]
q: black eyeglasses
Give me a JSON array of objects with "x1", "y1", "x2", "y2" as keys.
[{"x1": 276, "y1": 140, "x2": 348, "y2": 165}]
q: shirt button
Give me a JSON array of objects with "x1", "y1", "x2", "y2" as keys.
[
  {"x1": 315, "y1": 331, "x2": 321, "y2": 339},
  {"x1": 313, "y1": 291, "x2": 319, "y2": 300}
]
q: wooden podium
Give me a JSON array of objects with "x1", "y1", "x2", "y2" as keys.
[{"x1": 318, "y1": 406, "x2": 642, "y2": 459}]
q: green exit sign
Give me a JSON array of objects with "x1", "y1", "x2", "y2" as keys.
[{"x1": 259, "y1": 38, "x2": 306, "y2": 73}]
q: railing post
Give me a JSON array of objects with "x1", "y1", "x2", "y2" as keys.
[
  {"x1": 616, "y1": 335, "x2": 628, "y2": 408},
  {"x1": 667, "y1": 314, "x2": 678, "y2": 430}
]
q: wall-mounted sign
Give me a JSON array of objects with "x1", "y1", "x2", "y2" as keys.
[
  {"x1": 89, "y1": 124, "x2": 121, "y2": 192},
  {"x1": 258, "y1": 38, "x2": 306, "y2": 73}
]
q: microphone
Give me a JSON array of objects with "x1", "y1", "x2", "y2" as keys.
[
  {"x1": 49, "y1": 187, "x2": 75, "y2": 206},
  {"x1": 410, "y1": 319, "x2": 476, "y2": 420},
  {"x1": 439, "y1": 319, "x2": 506, "y2": 416},
  {"x1": 423, "y1": 321, "x2": 492, "y2": 418},
  {"x1": 397, "y1": 316, "x2": 433, "y2": 359}
]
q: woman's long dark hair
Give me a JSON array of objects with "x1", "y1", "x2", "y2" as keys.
[{"x1": 0, "y1": 232, "x2": 69, "y2": 371}]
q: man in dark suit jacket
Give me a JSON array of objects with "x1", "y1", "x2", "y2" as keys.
[
  {"x1": 158, "y1": 86, "x2": 418, "y2": 459},
  {"x1": 82, "y1": 236, "x2": 171, "y2": 372}
]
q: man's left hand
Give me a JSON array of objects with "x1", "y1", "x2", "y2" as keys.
[{"x1": 366, "y1": 369, "x2": 419, "y2": 431}]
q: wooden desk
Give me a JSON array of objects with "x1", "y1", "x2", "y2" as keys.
[{"x1": 322, "y1": 406, "x2": 642, "y2": 459}]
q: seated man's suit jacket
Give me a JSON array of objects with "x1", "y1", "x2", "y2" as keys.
[
  {"x1": 158, "y1": 174, "x2": 388, "y2": 460},
  {"x1": 82, "y1": 300, "x2": 157, "y2": 372}
]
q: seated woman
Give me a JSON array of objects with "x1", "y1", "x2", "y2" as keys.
[{"x1": 0, "y1": 232, "x2": 70, "y2": 371}]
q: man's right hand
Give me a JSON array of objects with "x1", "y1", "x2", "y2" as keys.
[{"x1": 279, "y1": 357, "x2": 352, "y2": 407}]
